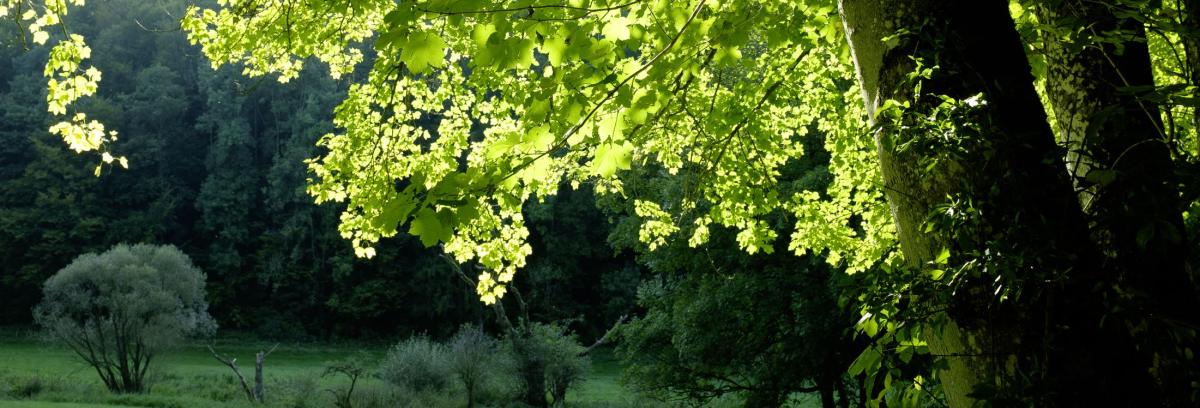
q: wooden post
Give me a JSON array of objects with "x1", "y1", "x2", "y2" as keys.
[{"x1": 253, "y1": 344, "x2": 278, "y2": 402}]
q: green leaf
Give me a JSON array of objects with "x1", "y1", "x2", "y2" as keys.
[
  {"x1": 372, "y1": 191, "x2": 416, "y2": 233},
  {"x1": 541, "y1": 35, "x2": 568, "y2": 66},
  {"x1": 401, "y1": 31, "x2": 446, "y2": 73},
  {"x1": 1084, "y1": 169, "x2": 1118, "y2": 187},
  {"x1": 715, "y1": 46, "x2": 741, "y2": 64},
  {"x1": 602, "y1": 16, "x2": 631, "y2": 41},
  {"x1": 934, "y1": 247, "x2": 949, "y2": 265},
  {"x1": 521, "y1": 125, "x2": 554, "y2": 151},
  {"x1": 591, "y1": 142, "x2": 632, "y2": 177},
  {"x1": 1136, "y1": 223, "x2": 1155, "y2": 249},
  {"x1": 930, "y1": 269, "x2": 946, "y2": 281},
  {"x1": 409, "y1": 208, "x2": 449, "y2": 247},
  {"x1": 848, "y1": 347, "x2": 882, "y2": 376}
]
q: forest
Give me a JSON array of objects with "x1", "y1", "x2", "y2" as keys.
[{"x1": 0, "y1": 0, "x2": 1198, "y2": 407}]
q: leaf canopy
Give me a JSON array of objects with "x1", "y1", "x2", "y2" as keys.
[{"x1": 166, "y1": 0, "x2": 897, "y2": 302}]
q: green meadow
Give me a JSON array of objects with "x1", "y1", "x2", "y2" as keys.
[{"x1": 0, "y1": 331, "x2": 670, "y2": 408}]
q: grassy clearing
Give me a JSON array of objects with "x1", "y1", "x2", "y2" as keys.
[
  {"x1": 0, "y1": 402, "x2": 140, "y2": 408},
  {"x1": 0, "y1": 330, "x2": 668, "y2": 408}
]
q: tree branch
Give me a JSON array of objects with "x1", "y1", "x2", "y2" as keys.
[
  {"x1": 579, "y1": 314, "x2": 628, "y2": 356},
  {"x1": 208, "y1": 345, "x2": 256, "y2": 402}
]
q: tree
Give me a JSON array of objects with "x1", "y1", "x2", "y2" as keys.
[
  {"x1": 2, "y1": 0, "x2": 502, "y2": 339},
  {"x1": 608, "y1": 133, "x2": 871, "y2": 408},
  {"x1": 447, "y1": 325, "x2": 500, "y2": 408},
  {"x1": 33, "y1": 244, "x2": 215, "y2": 393},
  {"x1": 1027, "y1": 0, "x2": 1200, "y2": 400},
  {"x1": 25, "y1": 0, "x2": 1200, "y2": 405},
  {"x1": 840, "y1": 0, "x2": 1196, "y2": 405}
]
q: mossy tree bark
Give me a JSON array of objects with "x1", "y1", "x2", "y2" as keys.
[
  {"x1": 1035, "y1": 1, "x2": 1200, "y2": 403},
  {"x1": 839, "y1": 0, "x2": 1170, "y2": 405}
]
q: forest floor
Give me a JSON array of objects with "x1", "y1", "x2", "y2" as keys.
[{"x1": 0, "y1": 330, "x2": 671, "y2": 408}]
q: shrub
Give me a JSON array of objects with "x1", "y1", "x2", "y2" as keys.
[
  {"x1": 448, "y1": 325, "x2": 503, "y2": 408},
  {"x1": 5, "y1": 374, "x2": 44, "y2": 398},
  {"x1": 278, "y1": 375, "x2": 323, "y2": 408},
  {"x1": 503, "y1": 323, "x2": 590, "y2": 407},
  {"x1": 34, "y1": 244, "x2": 215, "y2": 393},
  {"x1": 349, "y1": 383, "x2": 405, "y2": 408},
  {"x1": 530, "y1": 323, "x2": 590, "y2": 408},
  {"x1": 378, "y1": 335, "x2": 451, "y2": 394}
]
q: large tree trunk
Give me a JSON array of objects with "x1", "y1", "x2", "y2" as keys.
[
  {"x1": 1036, "y1": 1, "x2": 1200, "y2": 403},
  {"x1": 839, "y1": 0, "x2": 1161, "y2": 405}
]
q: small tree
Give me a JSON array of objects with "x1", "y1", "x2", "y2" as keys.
[
  {"x1": 448, "y1": 325, "x2": 499, "y2": 408},
  {"x1": 323, "y1": 352, "x2": 372, "y2": 408},
  {"x1": 34, "y1": 244, "x2": 215, "y2": 393}
]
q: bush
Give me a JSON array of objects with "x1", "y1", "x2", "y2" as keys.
[
  {"x1": 348, "y1": 383, "x2": 406, "y2": 408},
  {"x1": 4, "y1": 374, "x2": 44, "y2": 398},
  {"x1": 448, "y1": 325, "x2": 506, "y2": 408},
  {"x1": 34, "y1": 244, "x2": 215, "y2": 393},
  {"x1": 378, "y1": 335, "x2": 451, "y2": 394},
  {"x1": 530, "y1": 323, "x2": 590, "y2": 408},
  {"x1": 278, "y1": 375, "x2": 323, "y2": 408},
  {"x1": 503, "y1": 323, "x2": 590, "y2": 407}
]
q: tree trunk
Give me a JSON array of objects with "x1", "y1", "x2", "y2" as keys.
[
  {"x1": 818, "y1": 378, "x2": 836, "y2": 408},
  {"x1": 1037, "y1": 0, "x2": 1195, "y2": 313},
  {"x1": 1035, "y1": 1, "x2": 1200, "y2": 404},
  {"x1": 254, "y1": 350, "x2": 266, "y2": 402},
  {"x1": 839, "y1": 0, "x2": 1149, "y2": 406}
]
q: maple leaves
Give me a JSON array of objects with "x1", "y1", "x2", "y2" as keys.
[{"x1": 180, "y1": 0, "x2": 895, "y2": 303}]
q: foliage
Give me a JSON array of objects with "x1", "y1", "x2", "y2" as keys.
[
  {"x1": 0, "y1": 2, "x2": 638, "y2": 338},
  {"x1": 1, "y1": 0, "x2": 123, "y2": 170},
  {"x1": 33, "y1": 243, "x2": 215, "y2": 393},
  {"x1": 377, "y1": 335, "x2": 452, "y2": 395},
  {"x1": 10, "y1": 0, "x2": 1200, "y2": 405},
  {"x1": 521, "y1": 184, "x2": 642, "y2": 342},
  {"x1": 179, "y1": 0, "x2": 894, "y2": 305},
  {"x1": 605, "y1": 135, "x2": 872, "y2": 407},
  {"x1": 0, "y1": 0, "x2": 483, "y2": 338}
]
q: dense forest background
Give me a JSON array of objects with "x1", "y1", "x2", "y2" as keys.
[
  {"x1": 0, "y1": 1, "x2": 866, "y2": 403},
  {"x1": 0, "y1": 0, "x2": 646, "y2": 340}
]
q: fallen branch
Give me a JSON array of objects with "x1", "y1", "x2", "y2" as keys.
[
  {"x1": 207, "y1": 345, "x2": 255, "y2": 402},
  {"x1": 208, "y1": 343, "x2": 279, "y2": 403}
]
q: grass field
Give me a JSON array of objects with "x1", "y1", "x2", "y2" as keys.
[{"x1": 0, "y1": 329, "x2": 673, "y2": 408}]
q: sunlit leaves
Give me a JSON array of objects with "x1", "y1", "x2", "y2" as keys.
[
  {"x1": 11, "y1": 0, "x2": 122, "y2": 170},
  {"x1": 44, "y1": 35, "x2": 97, "y2": 115},
  {"x1": 591, "y1": 142, "x2": 633, "y2": 177},
  {"x1": 633, "y1": 200, "x2": 678, "y2": 250},
  {"x1": 181, "y1": 0, "x2": 898, "y2": 303},
  {"x1": 410, "y1": 208, "x2": 452, "y2": 247},
  {"x1": 400, "y1": 31, "x2": 447, "y2": 73}
]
